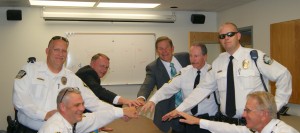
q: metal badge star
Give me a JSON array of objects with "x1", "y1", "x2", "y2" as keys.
[
  {"x1": 242, "y1": 59, "x2": 249, "y2": 69},
  {"x1": 61, "y1": 76, "x2": 67, "y2": 85}
]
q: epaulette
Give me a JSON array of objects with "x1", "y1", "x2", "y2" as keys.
[
  {"x1": 207, "y1": 66, "x2": 212, "y2": 72},
  {"x1": 15, "y1": 70, "x2": 26, "y2": 79}
]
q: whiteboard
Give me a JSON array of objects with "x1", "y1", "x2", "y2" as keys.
[{"x1": 66, "y1": 33, "x2": 156, "y2": 85}]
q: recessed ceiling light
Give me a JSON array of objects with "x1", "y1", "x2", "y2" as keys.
[
  {"x1": 29, "y1": 0, "x2": 95, "y2": 7},
  {"x1": 97, "y1": 2, "x2": 160, "y2": 8}
]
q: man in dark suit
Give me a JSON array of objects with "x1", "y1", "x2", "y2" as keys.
[
  {"x1": 76, "y1": 53, "x2": 142, "y2": 107},
  {"x1": 137, "y1": 36, "x2": 190, "y2": 133},
  {"x1": 76, "y1": 53, "x2": 143, "y2": 132}
]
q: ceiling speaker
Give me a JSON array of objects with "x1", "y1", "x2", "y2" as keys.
[
  {"x1": 191, "y1": 14, "x2": 205, "y2": 24},
  {"x1": 7, "y1": 10, "x2": 22, "y2": 21}
]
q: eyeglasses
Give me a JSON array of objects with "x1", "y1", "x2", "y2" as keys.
[
  {"x1": 59, "y1": 87, "x2": 79, "y2": 103},
  {"x1": 51, "y1": 36, "x2": 69, "y2": 44},
  {"x1": 244, "y1": 108, "x2": 260, "y2": 114},
  {"x1": 218, "y1": 32, "x2": 238, "y2": 39}
]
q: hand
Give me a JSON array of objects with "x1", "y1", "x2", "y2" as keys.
[
  {"x1": 44, "y1": 109, "x2": 57, "y2": 121},
  {"x1": 162, "y1": 109, "x2": 180, "y2": 121},
  {"x1": 137, "y1": 98, "x2": 146, "y2": 105},
  {"x1": 119, "y1": 97, "x2": 144, "y2": 107},
  {"x1": 121, "y1": 115, "x2": 130, "y2": 122},
  {"x1": 123, "y1": 106, "x2": 138, "y2": 119},
  {"x1": 139, "y1": 101, "x2": 155, "y2": 115},
  {"x1": 99, "y1": 126, "x2": 113, "y2": 132},
  {"x1": 178, "y1": 111, "x2": 200, "y2": 125}
]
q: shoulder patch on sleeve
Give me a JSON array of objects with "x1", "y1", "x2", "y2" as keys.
[
  {"x1": 207, "y1": 66, "x2": 212, "y2": 72},
  {"x1": 15, "y1": 70, "x2": 26, "y2": 79},
  {"x1": 263, "y1": 54, "x2": 273, "y2": 65}
]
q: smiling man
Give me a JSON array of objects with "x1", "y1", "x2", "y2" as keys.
[
  {"x1": 140, "y1": 43, "x2": 218, "y2": 133},
  {"x1": 38, "y1": 87, "x2": 138, "y2": 133},
  {"x1": 76, "y1": 53, "x2": 142, "y2": 108},
  {"x1": 177, "y1": 91, "x2": 298, "y2": 133},
  {"x1": 13, "y1": 36, "x2": 135, "y2": 133}
]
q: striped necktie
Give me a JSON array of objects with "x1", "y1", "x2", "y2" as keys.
[{"x1": 170, "y1": 63, "x2": 183, "y2": 107}]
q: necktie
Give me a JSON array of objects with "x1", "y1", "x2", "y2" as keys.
[
  {"x1": 191, "y1": 70, "x2": 201, "y2": 115},
  {"x1": 226, "y1": 56, "x2": 236, "y2": 118},
  {"x1": 72, "y1": 123, "x2": 77, "y2": 133},
  {"x1": 170, "y1": 63, "x2": 183, "y2": 107}
]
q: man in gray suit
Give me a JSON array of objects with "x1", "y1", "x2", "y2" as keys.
[{"x1": 137, "y1": 36, "x2": 190, "y2": 133}]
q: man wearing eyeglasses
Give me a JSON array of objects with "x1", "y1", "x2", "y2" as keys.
[
  {"x1": 38, "y1": 87, "x2": 138, "y2": 133},
  {"x1": 76, "y1": 53, "x2": 143, "y2": 108},
  {"x1": 13, "y1": 36, "x2": 136, "y2": 133},
  {"x1": 177, "y1": 91, "x2": 298, "y2": 133},
  {"x1": 162, "y1": 22, "x2": 292, "y2": 126}
]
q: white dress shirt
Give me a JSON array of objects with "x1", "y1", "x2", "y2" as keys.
[
  {"x1": 161, "y1": 56, "x2": 182, "y2": 78},
  {"x1": 13, "y1": 62, "x2": 122, "y2": 130},
  {"x1": 38, "y1": 109, "x2": 123, "y2": 133},
  {"x1": 200, "y1": 119, "x2": 299, "y2": 133},
  {"x1": 150, "y1": 63, "x2": 218, "y2": 116},
  {"x1": 177, "y1": 46, "x2": 292, "y2": 118}
]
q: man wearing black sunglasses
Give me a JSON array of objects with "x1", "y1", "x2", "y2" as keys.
[
  {"x1": 13, "y1": 36, "x2": 137, "y2": 133},
  {"x1": 162, "y1": 22, "x2": 292, "y2": 127}
]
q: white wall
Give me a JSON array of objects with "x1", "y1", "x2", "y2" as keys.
[
  {"x1": 218, "y1": 0, "x2": 300, "y2": 116},
  {"x1": 0, "y1": 7, "x2": 217, "y2": 130}
]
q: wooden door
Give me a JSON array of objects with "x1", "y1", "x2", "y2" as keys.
[{"x1": 270, "y1": 19, "x2": 300, "y2": 104}]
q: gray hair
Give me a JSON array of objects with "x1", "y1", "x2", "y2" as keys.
[
  {"x1": 190, "y1": 42, "x2": 207, "y2": 55},
  {"x1": 247, "y1": 91, "x2": 277, "y2": 119},
  {"x1": 56, "y1": 87, "x2": 81, "y2": 106}
]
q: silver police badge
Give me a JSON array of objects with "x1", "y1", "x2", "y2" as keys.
[
  {"x1": 61, "y1": 76, "x2": 67, "y2": 85},
  {"x1": 263, "y1": 54, "x2": 273, "y2": 65}
]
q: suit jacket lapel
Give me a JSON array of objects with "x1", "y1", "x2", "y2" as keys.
[{"x1": 156, "y1": 58, "x2": 170, "y2": 82}]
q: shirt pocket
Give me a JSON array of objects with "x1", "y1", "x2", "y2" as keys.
[
  {"x1": 31, "y1": 78, "x2": 47, "y2": 99},
  {"x1": 238, "y1": 69, "x2": 260, "y2": 89},
  {"x1": 216, "y1": 71, "x2": 226, "y2": 92}
]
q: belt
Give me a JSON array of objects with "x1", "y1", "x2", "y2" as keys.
[
  {"x1": 17, "y1": 123, "x2": 38, "y2": 133},
  {"x1": 195, "y1": 113, "x2": 215, "y2": 120},
  {"x1": 211, "y1": 113, "x2": 246, "y2": 125}
]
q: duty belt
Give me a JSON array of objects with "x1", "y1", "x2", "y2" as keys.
[{"x1": 211, "y1": 112, "x2": 246, "y2": 125}]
